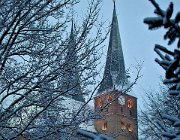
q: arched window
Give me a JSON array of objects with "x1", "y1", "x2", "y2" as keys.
[
  {"x1": 120, "y1": 121, "x2": 126, "y2": 130},
  {"x1": 96, "y1": 97, "x2": 103, "y2": 108},
  {"x1": 127, "y1": 124, "x2": 133, "y2": 132},
  {"x1": 102, "y1": 122, "x2": 107, "y2": 131},
  {"x1": 106, "y1": 95, "x2": 112, "y2": 104},
  {"x1": 127, "y1": 99, "x2": 133, "y2": 108}
]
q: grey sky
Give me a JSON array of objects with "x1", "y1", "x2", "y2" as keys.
[{"x1": 99, "y1": 0, "x2": 179, "y2": 105}]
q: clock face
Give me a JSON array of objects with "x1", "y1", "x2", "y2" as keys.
[{"x1": 118, "y1": 95, "x2": 125, "y2": 105}]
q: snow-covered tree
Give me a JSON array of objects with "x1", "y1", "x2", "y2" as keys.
[
  {"x1": 0, "y1": 0, "x2": 107, "y2": 139},
  {"x1": 139, "y1": 87, "x2": 180, "y2": 140},
  {"x1": 144, "y1": 0, "x2": 180, "y2": 139},
  {"x1": 77, "y1": 129, "x2": 114, "y2": 140}
]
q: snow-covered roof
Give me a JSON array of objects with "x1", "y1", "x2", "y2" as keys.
[{"x1": 60, "y1": 97, "x2": 97, "y2": 132}]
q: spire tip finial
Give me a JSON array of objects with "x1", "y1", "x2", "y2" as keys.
[{"x1": 112, "y1": 0, "x2": 116, "y2": 8}]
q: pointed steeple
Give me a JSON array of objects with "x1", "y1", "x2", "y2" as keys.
[
  {"x1": 97, "y1": 2, "x2": 127, "y2": 95},
  {"x1": 62, "y1": 20, "x2": 85, "y2": 102}
]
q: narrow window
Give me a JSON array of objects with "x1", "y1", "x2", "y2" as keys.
[
  {"x1": 106, "y1": 95, "x2": 112, "y2": 104},
  {"x1": 127, "y1": 99, "x2": 133, "y2": 108},
  {"x1": 102, "y1": 122, "x2": 107, "y2": 131},
  {"x1": 129, "y1": 110, "x2": 132, "y2": 116},
  {"x1": 120, "y1": 121, "x2": 126, "y2": 130},
  {"x1": 96, "y1": 97, "x2": 103, "y2": 108},
  {"x1": 121, "y1": 107, "x2": 123, "y2": 113},
  {"x1": 127, "y1": 124, "x2": 133, "y2": 132}
]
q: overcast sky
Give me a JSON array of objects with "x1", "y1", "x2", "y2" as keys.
[{"x1": 75, "y1": 0, "x2": 180, "y2": 107}]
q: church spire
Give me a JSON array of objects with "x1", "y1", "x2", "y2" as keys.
[
  {"x1": 97, "y1": 2, "x2": 127, "y2": 95},
  {"x1": 62, "y1": 20, "x2": 85, "y2": 102}
]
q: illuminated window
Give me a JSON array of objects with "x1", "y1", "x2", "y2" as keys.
[
  {"x1": 102, "y1": 122, "x2": 107, "y2": 131},
  {"x1": 120, "y1": 121, "x2": 126, "y2": 130},
  {"x1": 127, "y1": 99, "x2": 133, "y2": 108},
  {"x1": 106, "y1": 95, "x2": 112, "y2": 103},
  {"x1": 127, "y1": 124, "x2": 133, "y2": 132},
  {"x1": 96, "y1": 97, "x2": 103, "y2": 108}
]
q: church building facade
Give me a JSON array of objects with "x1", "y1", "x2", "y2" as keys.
[{"x1": 94, "y1": 2, "x2": 138, "y2": 140}]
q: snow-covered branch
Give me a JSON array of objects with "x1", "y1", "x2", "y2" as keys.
[{"x1": 144, "y1": 1, "x2": 180, "y2": 139}]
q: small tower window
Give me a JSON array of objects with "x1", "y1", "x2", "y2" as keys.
[
  {"x1": 102, "y1": 122, "x2": 107, "y2": 131},
  {"x1": 106, "y1": 95, "x2": 112, "y2": 103},
  {"x1": 129, "y1": 110, "x2": 132, "y2": 116},
  {"x1": 127, "y1": 124, "x2": 133, "y2": 132},
  {"x1": 121, "y1": 107, "x2": 123, "y2": 113},
  {"x1": 96, "y1": 97, "x2": 103, "y2": 108},
  {"x1": 127, "y1": 99, "x2": 133, "y2": 108},
  {"x1": 120, "y1": 121, "x2": 126, "y2": 130}
]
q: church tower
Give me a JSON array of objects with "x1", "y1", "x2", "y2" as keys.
[
  {"x1": 62, "y1": 20, "x2": 85, "y2": 102},
  {"x1": 94, "y1": 2, "x2": 138, "y2": 140}
]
